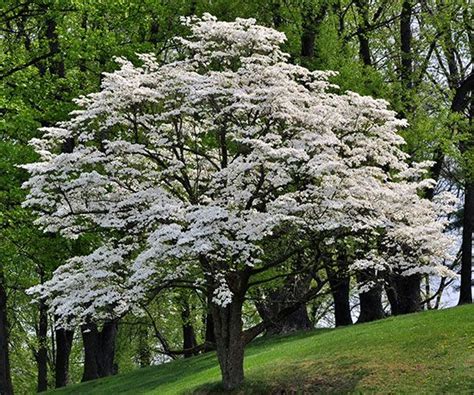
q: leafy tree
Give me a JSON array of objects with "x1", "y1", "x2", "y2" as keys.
[{"x1": 24, "y1": 15, "x2": 455, "y2": 389}]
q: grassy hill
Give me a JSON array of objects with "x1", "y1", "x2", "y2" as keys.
[{"x1": 48, "y1": 305, "x2": 474, "y2": 394}]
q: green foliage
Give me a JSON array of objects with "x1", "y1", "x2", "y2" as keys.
[{"x1": 1, "y1": 0, "x2": 472, "y2": 392}]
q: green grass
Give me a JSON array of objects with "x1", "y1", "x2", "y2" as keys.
[{"x1": 48, "y1": 305, "x2": 474, "y2": 394}]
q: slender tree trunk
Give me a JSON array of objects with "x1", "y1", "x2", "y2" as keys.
[
  {"x1": 212, "y1": 298, "x2": 245, "y2": 390},
  {"x1": 456, "y1": 75, "x2": 474, "y2": 305},
  {"x1": 459, "y1": 182, "x2": 474, "y2": 304},
  {"x1": 203, "y1": 293, "x2": 216, "y2": 352},
  {"x1": 36, "y1": 300, "x2": 48, "y2": 392},
  {"x1": 326, "y1": 262, "x2": 352, "y2": 326},
  {"x1": 45, "y1": 17, "x2": 65, "y2": 78},
  {"x1": 204, "y1": 312, "x2": 215, "y2": 347},
  {"x1": 137, "y1": 326, "x2": 151, "y2": 368},
  {"x1": 355, "y1": 0, "x2": 372, "y2": 66},
  {"x1": 0, "y1": 270, "x2": 13, "y2": 395},
  {"x1": 400, "y1": 0, "x2": 413, "y2": 92},
  {"x1": 182, "y1": 303, "x2": 197, "y2": 358},
  {"x1": 392, "y1": 0, "x2": 423, "y2": 313},
  {"x1": 55, "y1": 328, "x2": 74, "y2": 388}
]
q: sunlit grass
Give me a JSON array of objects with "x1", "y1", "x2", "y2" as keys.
[{"x1": 47, "y1": 305, "x2": 474, "y2": 394}]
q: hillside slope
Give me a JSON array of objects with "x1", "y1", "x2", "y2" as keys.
[{"x1": 48, "y1": 305, "x2": 474, "y2": 394}]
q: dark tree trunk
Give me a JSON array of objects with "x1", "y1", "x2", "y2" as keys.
[
  {"x1": 81, "y1": 320, "x2": 118, "y2": 382},
  {"x1": 181, "y1": 303, "x2": 197, "y2": 358},
  {"x1": 456, "y1": 75, "x2": 474, "y2": 305},
  {"x1": 212, "y1": 298, "x2": 245, "y2": 391},
  {"x1": 273, "y1": 304, "x2": 311, "y2": 334},
  {"x1": 137, "y1": 326, "x2": 151, "y2": 368},
  {"x1": 357, "y1": 271, "x2": 385, "y2": 323},
  {"x1": 0, "y1": 270, "x2": 13, "y2": 395},
  {"x1": 256, "y1": 274, "x2": 312, "y2": 335},
  {"x1": 459, "y1": 182, "x2": 474, "y2": 304},
  {"x1": 98, "y1": 321, "x2": 118, "y2": 377},
  {"x1": 301, "y1": 24, "x2": 316, "y2": 60},
  {"x1": 45, "y1": 17, "x2": 65, "y2": 78},
  {"x1": 300, "y1": 2, "x2": 328, "y2": 65},
  {"x1": 400, "y1": 0, "x2": 413, "y2": 91},
  {"x1": 203, "y1": 293, "x2": 216, "y2": 352},
  {"x1": 204, "y1": 312, "x2": 215, "y2": 347},
  {"x1": 81, "y1": 324, "x2": 100, "y2": 381},
  {"x1": 355, "y1": 0, "x2": 372, "y2": 66},
  {"x1": 386, "y1": 274, "x2": 422, "y2": 315},
  {"x1": 36, "y1": 300, "x2": 48, "y2": 392},
  {"x1": 55, "y1": 328, "x2": 74, "y2": 388},
  {"x1": 358, "y1": 286, "x2": 384, "y2": 323},
  {"x1": 271, "y1": 0, "x2": 283, "y2": 28},
  {"x1": 326, "y1": 263, "x2": 352, "y2": 326}
]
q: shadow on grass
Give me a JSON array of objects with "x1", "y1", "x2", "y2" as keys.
[{"x1": 191, "y1": 357, "x2": 368, "y2": 394}]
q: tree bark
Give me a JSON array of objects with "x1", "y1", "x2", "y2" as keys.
[
  {"x1": 36, "y1": 300, "x2": 48, "y2": 392},
  {"x1": 357, "y1": 271, "x2": 385, "y2": 323},
  {"x1": 182, "y1": 302, "x2": 197, "y2": 358},
  {"x1": 358, "y1": 286, "x2": 384, "y2": 322},
  {"x1": 459, "y1": 182, "x2": 474, "y2": 304},
  {"x1": 355, "y1": 0, "x2": 372, "y2": 66},
  {"x1": 300, "y1": 1, "x2": 328, "y2": 65},
  {"x1": 386, "y1": 274, "x2": 422, "y2": 315},
  {"x1": 55, "y1": 328, "x2": 74, "y2": 388},
  {"x1": 400, "y1": 0, "x2": 413, "y2": 91},
  {"x1": 81, "y1": 320, "x2": 118, "y2": 382},
  {"x1": 326, "y1": 261, "x2": 352, "y2": 326},
  {"x1": 256, "y1": 274, "x2": 312, "y2": 335},
  {"x1": 456, "y1": 74, "x2": 474, "y2": 305},
  {"x1": 0, "y1": 270, "x2": 13, "y2": 395},
  {"x1": 212, "y1": 298, "x2": 245, "y2": 390}
]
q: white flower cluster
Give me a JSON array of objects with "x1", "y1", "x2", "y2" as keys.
[{"x1": 23, "y1": 15, "x2": 455, "y2": 324}]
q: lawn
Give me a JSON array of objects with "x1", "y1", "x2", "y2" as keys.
[{"x1": 47, "y1": 304, "x2": 474, "y2": 394}]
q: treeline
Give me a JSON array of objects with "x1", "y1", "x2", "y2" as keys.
[{"x1": 0, "y1": 0, "x2": 472, "y2": 393}]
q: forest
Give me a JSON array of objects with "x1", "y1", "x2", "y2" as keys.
[{"x1": 0, "y1": 0, "x2": 472, "y2": 393}]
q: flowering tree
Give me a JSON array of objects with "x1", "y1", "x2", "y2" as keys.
[{"x1": 23, "y1": 14, "x2": 455, "y2": 389}]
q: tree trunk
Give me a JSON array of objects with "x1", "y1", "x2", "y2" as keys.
[
  {"x1": 358, "y1": 286, "x2": 384, "y2": 323},
  {"x1": 204, "y1": 312, "x2": 215, "y2": 348},
  {"x1": 398, "y1": 274, "x2": 422, "y2": 313},
  {"x1": 212, "y1": 298, "x2": 245, "y2": 390},
  {"x1": 300, "y1": 2, "x2": 328, "y2": 66},
  {"x1": 81, "y1": 320, "x2": 118, "y2": 382},
  {"x1": 55, "y1": 328, "x2": 74, "y2": 388},
  {"x1": 400, "y1": 0, "x2": 413, "y2": 91},
  {"x1": 355, "y1": 0, "x2": 372, "y2": 66},
  {"x1": 98, "y1": 321, "x2": 118, "y2": 377},
  {"x1": 357, "y1": 271, "x2": 385, "y2": 323},
  {"x1": 459, "y1": 182, "x2": 473, "y2": 304},
  {"x1": 182, "y1": 303, "x2": 197, "y2": 358},
  {"x1": 137, "y1": 325, "x2": 151, "y2": 368},
  {"x1": 326, "y1": 263, "x2": 352, "y2": 326},
  {"x1": 386, "y1": 274, "x2": 421, "y2": 315},
  {"x1": 0, "y1": 270, "x2": 13, "y2": 395},
  {"x1": 36, "y1": 300, "x2": 48, "y2": 392},
  {"x1": 81, "y1": 323, "x2": 100, "y2": 381},
  {"x1": 256, "y1": 274, "x2": 313, "y2": 335}
]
